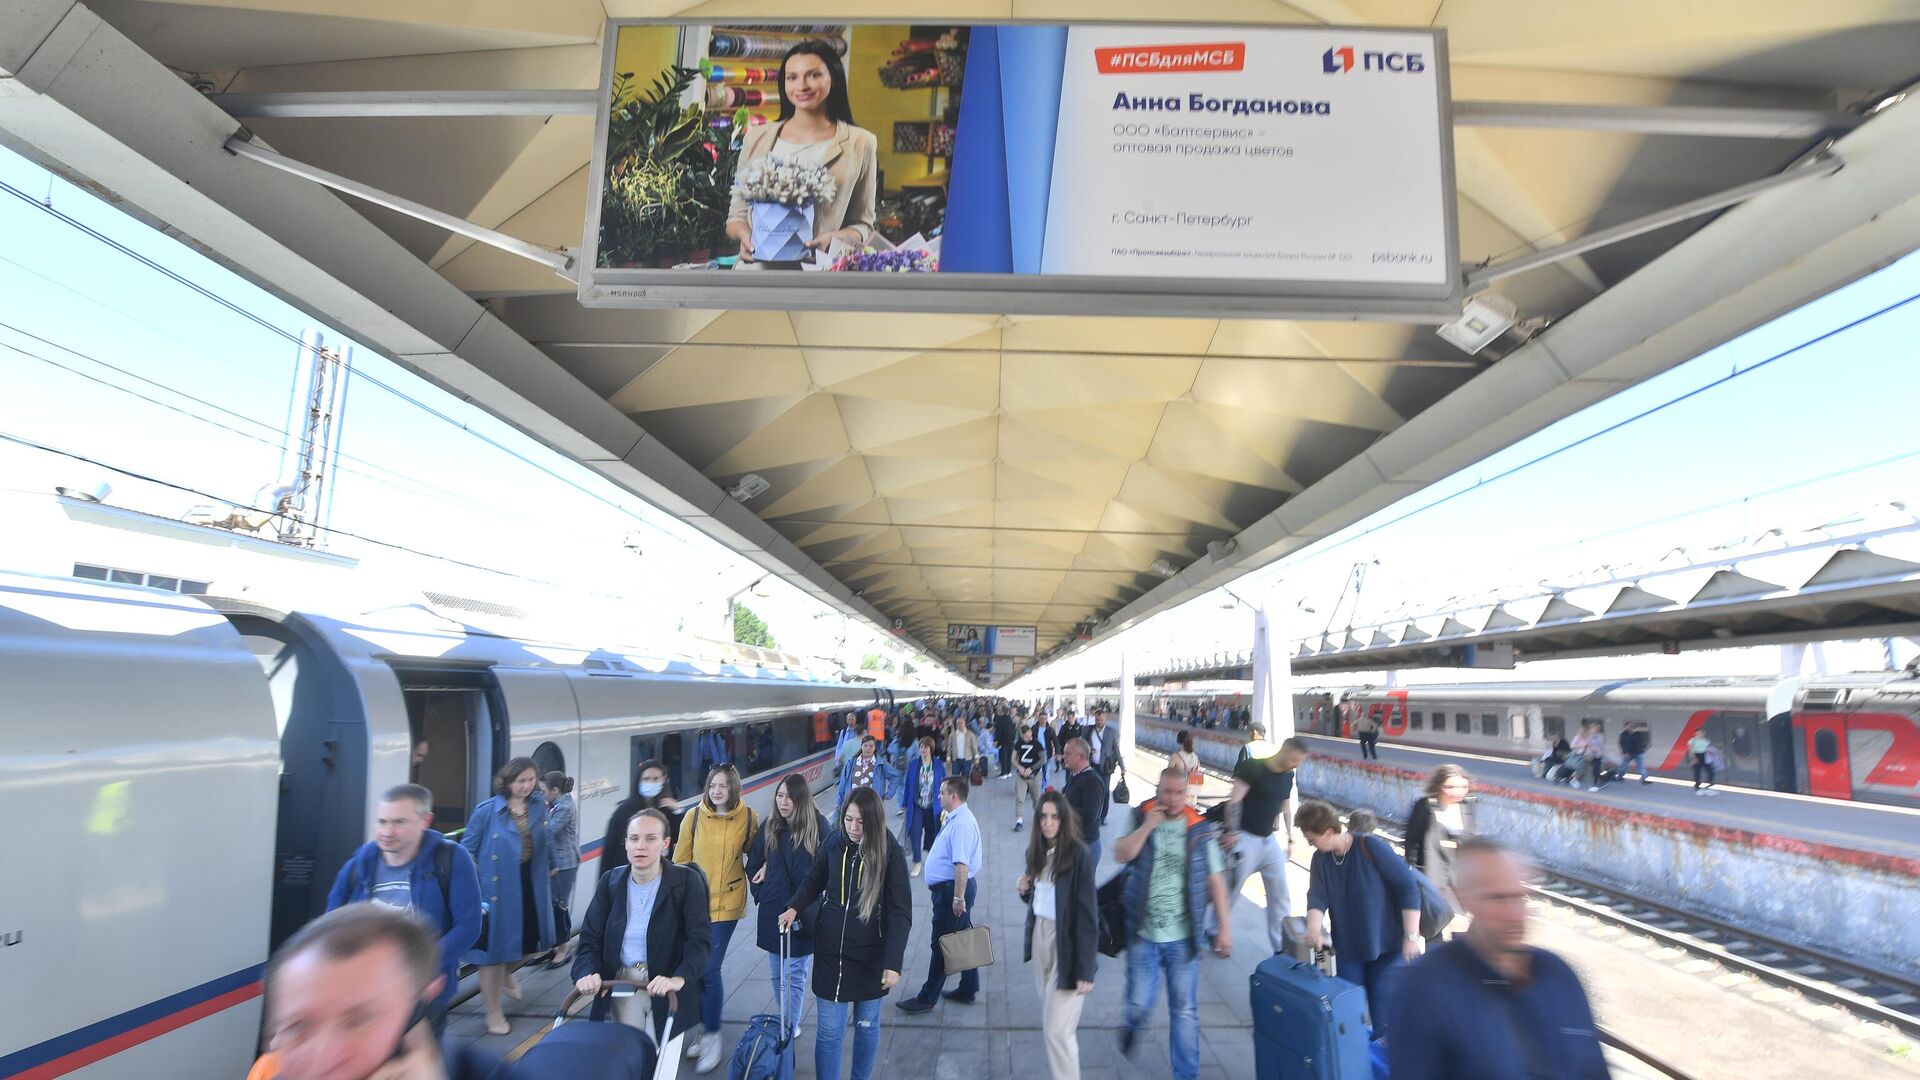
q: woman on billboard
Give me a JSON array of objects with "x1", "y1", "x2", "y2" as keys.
[{"x1": 726, "y1": 40, "x2": 878, "y2": 264}]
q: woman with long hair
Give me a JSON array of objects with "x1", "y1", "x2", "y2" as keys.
[
  {"x1": 673, "y1": 762, "x2": 759, "y2": 1072},
  {"x1": 779, "y1": 787, "x2": 910, "y2": 1080},
  {"x1": 900, "y1": 736, "x2": 947, "y2": 878},
  {"x1": 1297, "y1": 800, "x2": 1424, "y2": 1037},
  {"x1": 1015, "y1": 791, "x2": 1097, "y2": 1079},
  {"x1": 542, "y1": 771, "x2": 580, "y2": 967},
  {"x1": 747, "y1": 772, "x2": 827, "y2": 1038},
  {"x1": 598, "y1": 758, "x2": 680, "y2": 881},
  {"x1": 725, "y1": 39, "x2": 877, "y2": 264},
  {"x1": 461, "y1": 756, "x2": 557, "y2": 1035},
  {"x1": 1403, "y1": 764, "x2": 1475, "y2": 911},
  {"x1": 1171, "y1": 730, "x2": 1202, "y2": 783}
]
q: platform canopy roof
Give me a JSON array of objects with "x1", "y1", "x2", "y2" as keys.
[{"x1": 5, "y1": 1, "x2": 1920, "y2": 677}]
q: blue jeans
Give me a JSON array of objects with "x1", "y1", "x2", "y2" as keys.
[
  {"x1": 701, "y1": 919, "x2": 738, "y2": 1034},
  {"x1": 1623, "y1": 752, "x2": 1648, "y2": 781},
  {"x1": 1124, "y1": 937, "x2": 1200, "y2": 1080},
  {"x1": 766, "y1": 951, "x2": 810, "y2": 1033},
  {"x1": 814, "y1": 996, "x2": 882, "y2": 1080},
  {"x1": 915, "y1": 878, "x2": 980, "y2": 1002},
  {"x1": 1086, "y1": 839, "x2": 1102, "y2": 875},
  {"x1": 1349, "y1": 952, "x2": 1407, "y2": 1037}
]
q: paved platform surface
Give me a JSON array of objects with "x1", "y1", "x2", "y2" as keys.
[
  {"x1": 1277, "y1": 731, "x2": 1920, "y2": 862},
  {"x1": 449, "y1": 744, "x2": 1671, "y2": 1077}
]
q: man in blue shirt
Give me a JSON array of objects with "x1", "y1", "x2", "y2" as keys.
[
  {"x1": 325, "y1": 783, "x2": 482, "y2": 1030},
  {"x1": 897, "y1": 776, "x2": 983, "y2": 1012},
  {"x1": 1388, "y1": 838, "x2": 1611, "y2": 1079}
]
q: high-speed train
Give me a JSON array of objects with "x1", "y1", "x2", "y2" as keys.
[
  {"x1": 1303, "y1": 677, "x2": 1920, "y2": 808},
  {"x1": 0, "y1": 571, "x2": 919, "y2": 1079}
]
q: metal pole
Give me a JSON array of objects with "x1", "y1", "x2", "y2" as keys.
[
  {"x1": 1453, "y1": 101, "x2": 1859, "y2": 140},
  {"x1": 213, "y1": 90, "x2": 597, "y2": 118},
  {"x1": 222, "y1": 136, "x2": 575, "y2": 277},
  {"x1": 1466, "y1": 155, "x2": 1842, "y2": 290}
]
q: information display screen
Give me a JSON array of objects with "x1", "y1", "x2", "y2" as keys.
[
  {"x1": 947, "y1": 624, "x2": 1038, "y2": 657},
  {"x1": 578, "y1": 20, "x2": 1457, "y2": 317}
]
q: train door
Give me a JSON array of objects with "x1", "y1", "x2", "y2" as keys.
[
  {"x1": 1794, "y1": 713, "x2": 1854, "y2": 799},
  {"x1": 1702, "y1": 710, "x2": 1765, "y2": 789},
  {"x1": 398, "y1": 668, "x2": 508, "y2": 835},
  {"x1": 629, "y1": 735, "x2": 658, "y2": 795},
  {"x1": 661, "y1": 732, "x2": 687, "y2": 797}
]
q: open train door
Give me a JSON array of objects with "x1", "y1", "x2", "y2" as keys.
[{"x1": 1794, "y1": 713, "x2": 1854, "y2": 799}]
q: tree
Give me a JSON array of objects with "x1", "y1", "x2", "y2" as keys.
[
  {"x1": 732, "y1": 603, "x2": 776, "y2": 649},
  {"x1": 860, "y1": 653, "x2": 895, "y2": 673}
]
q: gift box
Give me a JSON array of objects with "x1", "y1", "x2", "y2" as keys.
[{"x1": 750, "y1": 199, "x2": 814, "y2": 262}]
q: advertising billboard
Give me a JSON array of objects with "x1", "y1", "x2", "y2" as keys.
[
  {"x1": 947, "y1": 624, "x2": 1038, "y2": 657},
  {"x1": 580, "y1": 20, "x2": 1456, "y2": 317}
]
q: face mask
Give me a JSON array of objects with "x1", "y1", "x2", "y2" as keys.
[{"x1": 639, "y1": 781, "x2": 664, "y2": 798}]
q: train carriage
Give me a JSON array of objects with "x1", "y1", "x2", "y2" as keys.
[{"x1": 0, "y1": 571, "x2": 919, "y2": 1079}]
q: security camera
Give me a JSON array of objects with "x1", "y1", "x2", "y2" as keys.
[{"x1": 729, "y1": 473, "x2": 771, "y2": 502}]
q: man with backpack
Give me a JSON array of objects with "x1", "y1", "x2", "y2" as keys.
[{"x1": 325, "y1": 783, "x2": 484, "y2": 1029}]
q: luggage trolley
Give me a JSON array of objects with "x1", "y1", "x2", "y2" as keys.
[{"x1": 516, "y1": 981, "x2": 686, "y2": 1080}]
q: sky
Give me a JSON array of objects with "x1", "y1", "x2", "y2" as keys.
[
  {"x1": 0, "y1": 144, "x2": 953, "y2": 681},
  {"x1": 1, "y1": 136, "x2": 1915, "y2": 693}
]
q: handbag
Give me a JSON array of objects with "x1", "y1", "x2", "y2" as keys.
[
  {"x1": 969, "y1": 759, "x2": 986, "y2": 786},
  {"x1": 938, "y1": 925, "x2": 994, "y2": 973},
  {"x1": 1095, "y1": 872, "x2": 1128, "y2": 957},
  {"x1": 1111, "y1": 772, "x2": 1130, "y2": 806}
]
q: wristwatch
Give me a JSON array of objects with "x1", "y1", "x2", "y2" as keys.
[{"x1": 1405, "y1": 933, "x2": 1422, "y2": 942}]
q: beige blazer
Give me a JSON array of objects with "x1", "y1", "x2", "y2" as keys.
[{"x1": 728, "y1": 119, "x2": 878, "y2": 247}]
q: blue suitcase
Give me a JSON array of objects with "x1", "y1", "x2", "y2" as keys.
[{"x1": 1250, "y1": 954, "x2": 1373, "y2": 1080}]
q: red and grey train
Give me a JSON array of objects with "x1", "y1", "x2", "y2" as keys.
[{"x1": 1298, "y1": 675, "x2": 1920, "y2": 808}]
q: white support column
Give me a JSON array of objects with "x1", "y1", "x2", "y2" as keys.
[
  {"x1": 1252, "y1": 601, "x2": 1296, "y2": 741},
  {"x1": 1075, "y1": 683, "x2": 1086, "y2": 717},
  {"x1": 1118, "y1": 650, "x2": 1137, "y2": 761}
]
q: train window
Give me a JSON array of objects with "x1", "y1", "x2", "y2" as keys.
[
  {"x1": 146, "y1": 575, "x2": 180, "y2": 592},
  {"x1": 1813, "y1": 729, "x2": 1840, "y2": 764},
  {"x1": 532, "y1": 740, "x2": 565, "y2": 780},
  {"x1": 1454, "y1": 712, "x2": 1470, "y2": 734},
  {"x1": 1510, "y1": 715, "x2": 1530, "y2": 741},
  {"x1": 109, "y1": 569, "x2": 142, "y2": 584},
  {"x1": 72, "y1": 563, "x2": 109, "y2": 580},
  {"x1": 1479, "y1": 713, "x2": 1499, "y2": 737},
  {"x1": 1410, "y1": 710, "x2": 1424, "y2": 730},
  {"x1": 1544, "y1": 716, "x2": 1565, "y2": 741},
  {"x1": 1729, "y1": 721, "x2": 1755, "y2": 759},
  {"x1": 180, "y1": 580, "x2": 210, "y2": 595}
]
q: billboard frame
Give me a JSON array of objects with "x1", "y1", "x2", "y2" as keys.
[{"x1": 579, "y1": 18, "x2": 1460, "y2": 321}]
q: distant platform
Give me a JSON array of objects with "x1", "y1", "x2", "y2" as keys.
[{"x1": 1286, "y1": 731, "x2": 1920, "y2": 863}]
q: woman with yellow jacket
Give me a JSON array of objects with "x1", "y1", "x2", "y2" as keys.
[
  {"x1": 674, "y1": 762, "x2": 759, "y2": 1072},
  {"x1": 725, "y1": 39, "x2": 877, "y2": 265}
]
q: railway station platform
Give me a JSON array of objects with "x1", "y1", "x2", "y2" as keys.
[
  {"x1": 1288, "y1": 730, "x2": 1920, "y2": 862},
  {"x1": 446, "y1": 744, "x2": 1675, "y2": 1078}
]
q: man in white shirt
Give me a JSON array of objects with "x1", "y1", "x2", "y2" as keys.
[{"x1": 897, "y1": 777, "x2": 984, "y2": 1013}]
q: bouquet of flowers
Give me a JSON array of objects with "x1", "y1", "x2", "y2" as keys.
[
  {"x1": 733, "y1": 157, "x2": 838, "y2": 261},
  {"x1": 828, "y1": 246, "x2": 939, "y2": 273}
]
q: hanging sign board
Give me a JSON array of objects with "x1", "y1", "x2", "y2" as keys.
[{"x1": 578, "y1": 20, "x2": 1458, "y2": 319}]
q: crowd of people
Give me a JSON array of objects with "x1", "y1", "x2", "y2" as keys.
[{"x1": 248, "y1": 696, "x2": 1613, "y2": 1080}]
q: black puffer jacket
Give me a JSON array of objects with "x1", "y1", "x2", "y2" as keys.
[{"x1": 786, "y1": 830, "x2": 912, "y2": 1002}]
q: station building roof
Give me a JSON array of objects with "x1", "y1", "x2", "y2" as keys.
[{"x1": 4, "y1": 1, "x2": 1920, "y2": 676}]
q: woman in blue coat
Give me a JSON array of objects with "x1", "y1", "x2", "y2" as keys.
[
  {"x1": 462, "y1": 756, "x2": 557, "y2": 1035},
  {"x1": 747, "y1": 772, "x2": 828, "y2": 1036},
  {"x1": 899, "y1": 736, "x2": 946, "y2": 878}
]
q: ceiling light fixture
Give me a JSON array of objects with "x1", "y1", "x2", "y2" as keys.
[
  {"x1": 1149, "y1": 558, "x2": 1179, "y2": 578},
  {"x1": 728, "y1": 473, "x2": 770, "y2": 502},
  {"x1": 1207, "y1": 538, "x2": 1238, "y2": 561},
  {"x1": 1436, "y1": 293, "x2": 1519, "y2": 355}
]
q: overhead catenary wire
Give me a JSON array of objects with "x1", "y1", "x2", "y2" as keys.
[{"x1": 0, "y1": 174, "x2": 667, "y2": 526}]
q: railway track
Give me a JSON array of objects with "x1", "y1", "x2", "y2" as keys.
[{"x1": 1138, "y1": 747, "x2": 1920, "y2": 1078}]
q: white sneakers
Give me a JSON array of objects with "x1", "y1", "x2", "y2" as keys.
[
  {"x1": 687, "y1": 1032, "x2": 701, "y2": 1059},
  {"x1": 695, "y1": 1031, "x2": 723, "y2": 1073}
]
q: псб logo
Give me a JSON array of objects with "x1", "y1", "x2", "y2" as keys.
[{"x1": 1322, "y1": 45, "x2": 1424, "y2": 73}]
